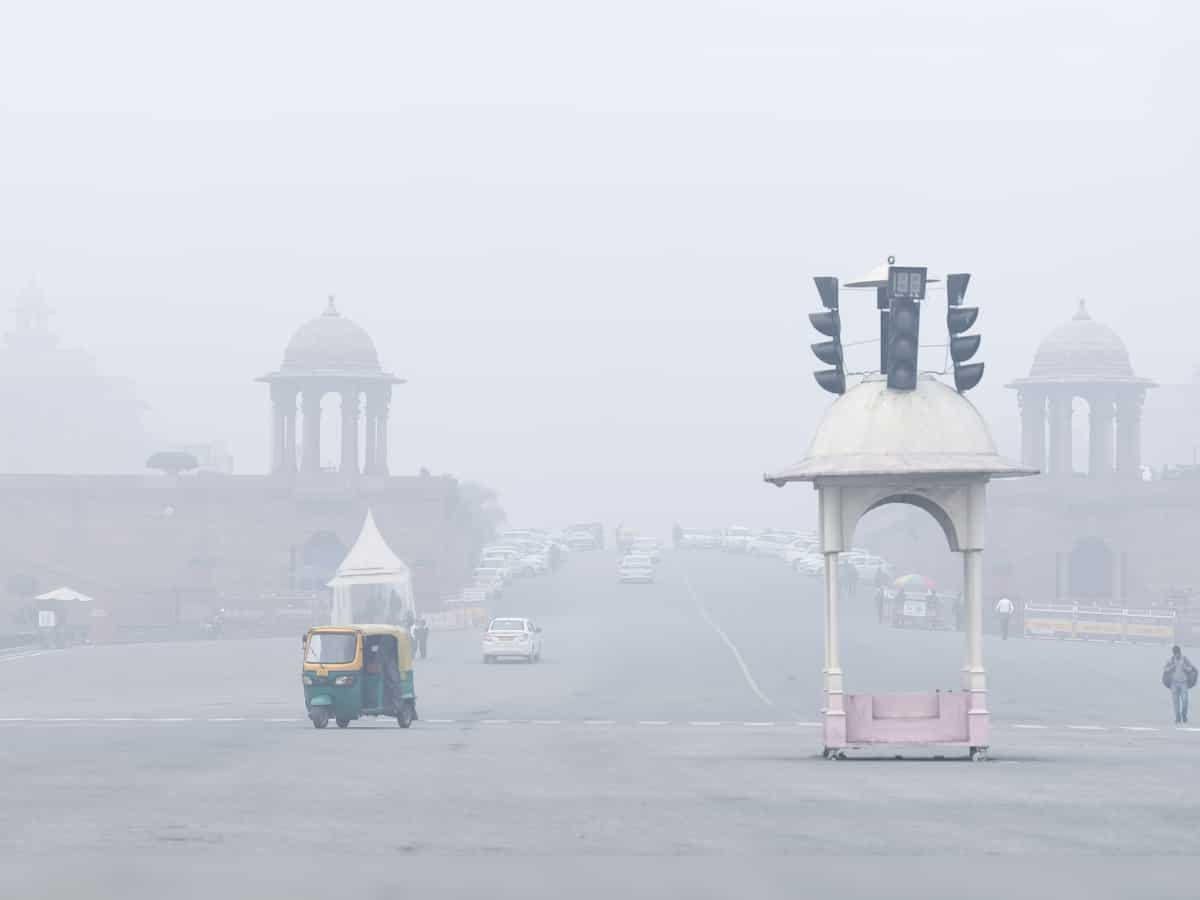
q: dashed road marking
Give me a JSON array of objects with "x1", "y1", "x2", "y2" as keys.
[
  {"x1": 424, "y1": 718, "x2": 456, "y2": 724},
  {"x1": 1012, "y1": 724, "x2": 1048, "y2": 730},
  {"x1": 1120, "y1": 726, "x2": 1158, "y2": 732},
  {"x1": 744, "y1": 722, "x2": 776, "y2": 727},
  {"x1": 480, "y1": 719, "x2": 509, "y2": 725},
  {"x1": 531, "y1": 719, "x2": 561, "y2": 725},
  {"x1": 1068, "y1": 725, "x2": 1107, "y2": 731},
  {"x1": 208, "y1": 717, "x2": 246, "y2": 722},
  {"x1": 796, "y1": 721, "x2": 822, "y2": 728},
  {"x1": 688, "y1": 721, "x2": 722, "y2": 727},
  {"x1": 584, "y1": 719, "x2": 616, "y2": 726},
  {"x1": 637, "y1": 720, "x2": 669, "y2": 726}
]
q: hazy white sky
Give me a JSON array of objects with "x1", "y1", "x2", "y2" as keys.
[{"x1": 2, "y1": 0, "x2": 1197, "y2": 533}]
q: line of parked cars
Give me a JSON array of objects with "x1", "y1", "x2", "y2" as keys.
[
  {"x1": 467, "y1": 528, "x2": 569, "y2": 602},
  {"x1": 677, "y1": 526, "x2": 892, "y2": 581}
]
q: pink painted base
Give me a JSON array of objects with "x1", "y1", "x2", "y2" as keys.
[{"x1": 825, "y1": 691, "x2": 988, "y2": 750}]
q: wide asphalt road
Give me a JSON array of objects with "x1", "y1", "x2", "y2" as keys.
[{"x1": 2, "y1": 548, "x2": 1197, "y2": 898}]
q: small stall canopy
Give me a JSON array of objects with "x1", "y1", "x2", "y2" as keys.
[
  {"x1": 35, "y1": 587, "x2": 95, "y2": 604},
  {"x1": 328, "y1": 510, "x2": 413, "y2": 625}
]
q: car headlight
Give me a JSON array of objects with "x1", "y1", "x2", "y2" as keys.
[
  {"x1": 333, "y1": 675, "x2": 354, "y2": 686},
  {"x1": 302, "y1": 675, "x2": 313, "y2": 686}
]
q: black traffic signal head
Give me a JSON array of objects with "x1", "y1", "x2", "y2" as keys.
[
  {"x1": 950, "y1": 333, "x2": 981, "y2": 363},
  {"x1": 886, "y1": 296, "x2": 921, "y2": 391},
  {"x1": 943, "y1": 272, "x2": 983, "y2": 392},
  {"x1": 809, "y1": 309, "x2": 841, "y2": 338},
  {"x1": 946, "y1": 273, "x2": 971, "y2": 307},
  {"x1": 810, "y1": 276, "x2": 844, "y2": 395},
  {"x1": 811, "y1": 339, "x2": 843, "y2": 367},
  {"x1": 953, "y1": 362, "x2": 985, "y2": 392},
  {"x1": 814, "y1": 276, "x2": 839, "y2": 309}
]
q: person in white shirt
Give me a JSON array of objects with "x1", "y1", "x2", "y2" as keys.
[{"x1": 995, "y1": 596, "x2": 1015, "y2": 640}]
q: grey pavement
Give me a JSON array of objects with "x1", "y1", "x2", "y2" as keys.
[{"x1": 3, "y1": 549, "x2": 1199, "y2": 898}]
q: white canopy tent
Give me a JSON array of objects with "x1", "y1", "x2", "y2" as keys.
[
  {"x1": 327, "y1": 510, "x2": 413, "y2": 625},
  {"x1": 35, "y1": 587, "x2": 95, "y2": 604}
]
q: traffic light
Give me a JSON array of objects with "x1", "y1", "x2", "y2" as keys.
[
  {"x1": 945, "y1": 273, "x2": 984, "y2": 392},
  {"x1": 886, "y1": 302, "x2": 920, "y2": 391},
  {"x1": 810, "y1": 276, "x2": 845, "y2": 395}
]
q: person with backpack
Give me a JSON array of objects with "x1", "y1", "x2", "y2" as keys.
[{"x1": 1162, "y1": 645, "x2": 1198, "y2": 725}]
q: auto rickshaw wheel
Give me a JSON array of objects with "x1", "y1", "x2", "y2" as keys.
[
  {"x1": 310, "y1": 710, "x2": 330, "y2": 729},
  {"x1": 397, "y1": 700, "x2": 415, "y2": 729},
  {"x1": 336, "y1": 717, "x2": 350, "y2": 729}
]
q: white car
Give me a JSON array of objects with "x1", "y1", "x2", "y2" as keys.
[
  {"x1": 630, "y1": 538, "x2": 661, "y2": 562},
  {"x1": 619, "y1": 554, "x2": 655, "y2": 583},
  {"x1": 721, "y1": 527, "x2": 755, "y2": 553},
  {"x1": 482, "y1": 617, "x2": 543, "y2": 663},
  {"x1": 520, "y1": 553, "x2": 548, "y2": 575}
]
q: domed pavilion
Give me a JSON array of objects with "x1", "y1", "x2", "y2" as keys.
[
  {"x1": 1007, "y1": 300, "x2": 1154, "y2": 477},
  {"x1": 259, "y1": 298, "x2": 404, "y2": 476}
]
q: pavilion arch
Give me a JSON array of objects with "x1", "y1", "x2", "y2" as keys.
[{"x1": 861, "y1": 493, "x2": 960, "y2": 554}]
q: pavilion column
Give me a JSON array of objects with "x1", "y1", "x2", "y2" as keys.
[
  {"x1": 1088, "y1": 395, "x2": 1115, "y2": 477},
  {"x1": 962, "y1": 547, "x2": 988, "y2": 747},
  {"x1": 1019, "y1": 388, "x2": 1046, "y2": 471},
  {"x1": 1115, "y1": 391, "x2": 1144, "y2": 477},
  {"x1": 269, "y1": 383, "x2": 296, "y2": 474},
  {"x1": 340, "y1": 390, "x2": 360, "y2": 476},
  {"x1": 365, "y1": 388, "x2": 391, "y2": 476},
  {"x1": 301, "y1": 389, "x2": 323, "y2": 474},
  {"x1": 1047, "y1": 392, "x2": 1073, "y2": 475}
]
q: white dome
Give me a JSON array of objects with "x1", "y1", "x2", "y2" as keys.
[
  {"x1": 281, "y1": 298, "x2": 381, "y2": 374},
  {"x1": 765, "y1": 375, "x2": 1031, "y2": 483}
]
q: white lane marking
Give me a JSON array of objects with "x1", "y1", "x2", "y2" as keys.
[
  {"x1": 47, "y1": 717, "x2": 83, "y2": 722},
  {"x1": 1181, "y1": 727, "x2": 1200, "y2": 732},
  {"x1": 744, "y1": 721, "x2": 776, "y2": 727},
  {"x1": 480, "y1": 719, "x2": 509, "y2": 725},
  {"x1": 637, "y1": 720, "x2": 669, "y2": 726},
  {"x1": 102, "y1": 717, "x2": 137, "y2": 722},
  {"x1": 424, "y1": 718, "x2": 456, "y2": 724},
  {"x1": 1012, "y1": 724, "x2": 1049, "y2": 730},
  {"x1": 153, "y1": 717, "x2": 192, "y2": 722},
  {"x1": 688, "y1": 721, "x2": 722, "y2": 727},
  {"x1": 1120, "y1": 726, "x2": 1159, "y2": 732},
  {"x1": 208, "y1": 718, "x2": 246, "y2": 722},
  {"x1": 796, "y1": 721, "x2": 822, "y2": 728},
  {"x1": 0, "y1": 717, "x2": 29, "y2": 722},
  {"x1": 681, "y1": 567, "x2": 774, "y2": 708},
  {"x1": 531, "y1": 719, "x2": 561, "y2": 725},
  {"x1": 584, "y1": 720, "x2": 616, "y2": 726},
  {"x1": 1068, "y1": 725, "x2": 1106, "y2": 731}
]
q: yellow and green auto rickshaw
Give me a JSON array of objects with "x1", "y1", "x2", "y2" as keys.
[{"x1": 301, "y1": 624, "x2": 418, "y2": 729}]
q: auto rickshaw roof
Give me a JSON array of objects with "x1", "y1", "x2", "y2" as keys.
[{"x1": 309, "y1": 623, "x2": 408, "y2": 637}]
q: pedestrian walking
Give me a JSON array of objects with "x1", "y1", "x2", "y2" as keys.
[
  {"x1": 995, "y1": 596, "x2": 1014, "y2": 640},
  {"x1": 875, "y1": 587, "x2": 886, "y2": 624},
  {"x1": 1162, "y1": 645, "x2": 1198, "y2": 724},
  {"x1": 414, "y1": 618, "x2": 430, "y2": 660}
]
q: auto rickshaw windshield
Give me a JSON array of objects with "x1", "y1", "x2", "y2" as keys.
[{"x1": 306, "y1": 632, "x2": 358, "y2": 664}]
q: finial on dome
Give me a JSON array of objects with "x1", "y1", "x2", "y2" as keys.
[
  {"x1": 1073, "y1": 298, "x2": 1090, "y2": 321},
  {"x1": 324, "y1": 295, "x2": 339, "y2": 317}
]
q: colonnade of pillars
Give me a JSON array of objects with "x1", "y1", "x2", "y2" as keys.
[
  {"x1": 270, "y1": 384, "x2": 391, "y2": 476},
  {"x1": 1018, "y1": 387, "x2": 1143, "y2": 477}
]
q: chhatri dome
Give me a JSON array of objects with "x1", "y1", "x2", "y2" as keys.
[
  {"x1": 765, "y1": 375, "x2": 1030, "y2": 483},
  {"x1": 259, "y1": 298, "x2": 403, "y2": 478},
  {"x1": 1026, "y1": 299, "x2": 1136, "y2": 383},
  {"x1": 280, "y1": 296, "x2": 382, "y2": 375},
  {"x1": 1008, "y1": 300, "x2": 1154, "y2": 478}
]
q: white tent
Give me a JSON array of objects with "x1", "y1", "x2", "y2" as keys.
[
  {"x1": 35, "y1": 587, "x2": 95, "y2": 604},
  {"x1": 327, "y1": 510, "x2": 413, "y2": 625}
]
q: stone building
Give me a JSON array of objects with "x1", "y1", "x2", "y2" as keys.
[
  {"x1": 867, "y1": 301, "x2": 1200, "y2": 613},
  {"x1": 0, "y1": 301, "x2": 495, "y2": 629}
]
